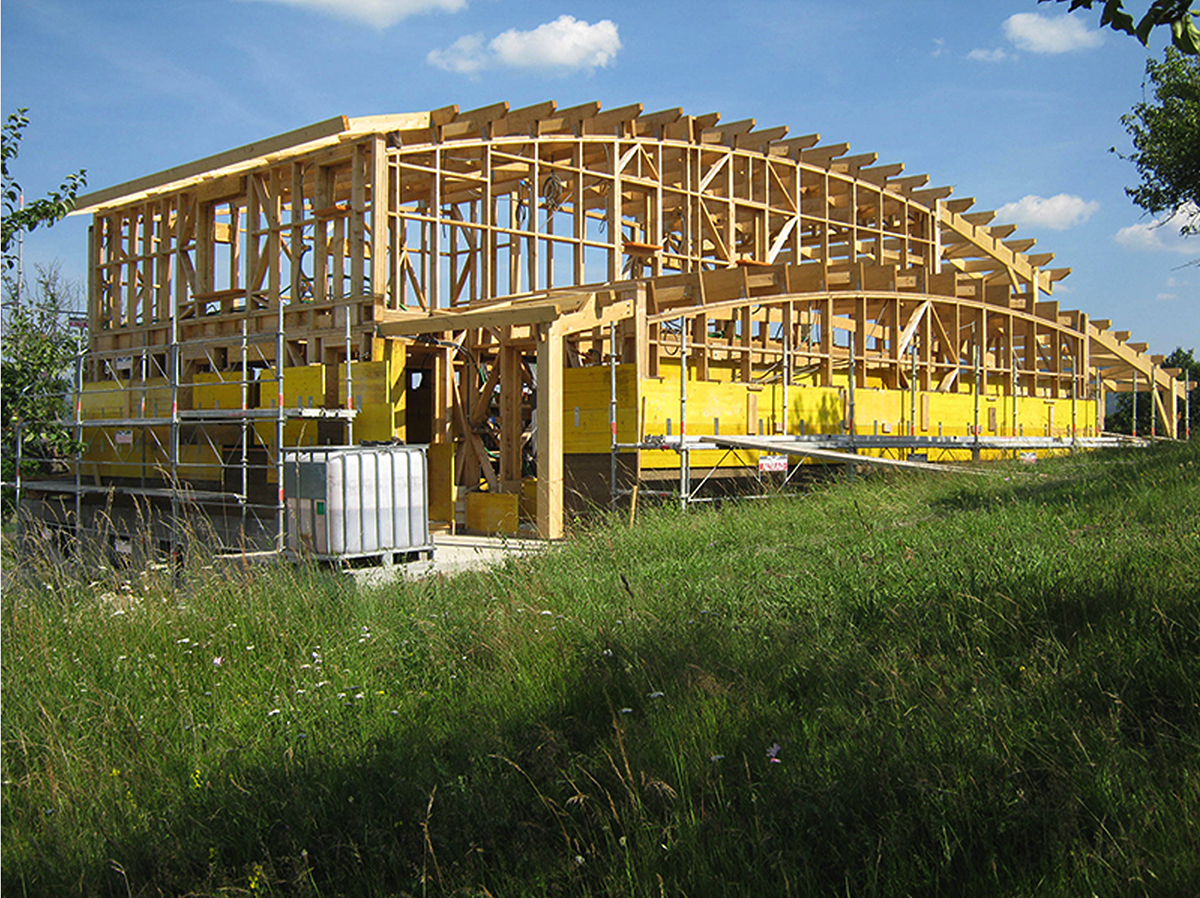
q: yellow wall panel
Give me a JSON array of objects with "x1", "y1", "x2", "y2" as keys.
[
  {"x1": 466, "y1": 492, "x2": 519, "y2": 535},
  {"x1": 562, "y1": 365, "x2": 639, "y2": 453},
  {"x1": 193, "y1": 371, "x2": 249, "y2": 411},
  {"x1": 334, "y1": 361, "x2": 394, "y2": 442},
  {"x1": 80, "y1": 380, "x2": 126, "y2": 420},
  {"x1": 427, "y1": 442, "x2": 455, "y2": 522}
]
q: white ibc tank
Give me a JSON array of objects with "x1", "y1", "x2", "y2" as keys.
[{"x1": 283, "y1": 445, "x2": 431, "y2": 559}]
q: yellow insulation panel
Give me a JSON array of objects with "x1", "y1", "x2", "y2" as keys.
[
  {"x1": 562, "y1": 365, "x2": 640, "y2": 453},
  {"x1": 193, "y1": 371, "x2": 249, "y2": 411},
  {"x1": 253, "y1": 364, "x2": 324, "y2": 449},
  {"x1": 633, "y1": 365, "x2": 1097, "y2": 468},
  {"x1": 427, "y1": 442, "x2": 455, "y2": 523},
  {"x1": 466, "y1": 492, "x2": 519, "y2": 535},
  {"x1": 335, "y1": 361, "x2": 395, "y2": 443},
  {"x1": 79, "y1": 428, "x2": 221, "y2": 482}
]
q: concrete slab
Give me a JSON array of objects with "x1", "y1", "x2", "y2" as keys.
[{"x1": 353, "y1": 532, "x2": 549, "y2": 587}]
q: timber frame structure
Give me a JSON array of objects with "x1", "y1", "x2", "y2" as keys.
[{"x1": 38, "y1": 99, "x2": 1191, "y2": 544}]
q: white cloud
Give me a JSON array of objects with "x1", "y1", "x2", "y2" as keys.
[
  {"x1": 426, "y1": 33, "x2": 487, "y2": 74},
  {"x1": 1156, "y1": 293, "x2": 1179, "y2": 302},
  {"x1": 247, "y1": 0, "x2": 465, "y2": 29},
  {"x1": 491, "y1": 16, "x2": 620, "y2": 69},
  {"x1": 1002, "y1": 12, "x2": 1103, "y2": 53},
  {"x1": 1114, "y1": 205, "x2": 1200, "y2": 254},
  {"x1": 996, "y1": 194, "x2": 1100, "y2": 231},
  {"x1": 931, "y1": 38, "x2": 947, "y2": 58},
  {"x1": 428, "y1": 15, "x2": 621, "y2": 74},
  {"x1": 967, "y1": 47, "x2": 1012, "y2": 62}
]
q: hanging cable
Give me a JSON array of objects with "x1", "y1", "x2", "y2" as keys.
[{"x1": 541, "y1": 172, "x2": 563, "y2": 213}]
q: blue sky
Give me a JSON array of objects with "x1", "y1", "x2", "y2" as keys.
[{"x1": 3, "y1": 0, "x2": 1196, "y2": 353}]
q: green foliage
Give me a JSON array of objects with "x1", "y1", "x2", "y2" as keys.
[
  {"x1": 1107, "y1": 346, "x2": 1200, "y2": 435},
  {"x1": 1, "y1": 109, "x2": 87, "y2": 270},
  {"x1": 1, "y1": 267, "x2": 85, "y2": 501},
  {"x1": 3, "y1": 443, "x2": 1199, "y2": 896},
  {"x1": 1043, "y1": 0, "x2": 1200, "y2": 53},
  {"x1": 1117, "y1": 48, "x2": 1200, "y2": 238}
]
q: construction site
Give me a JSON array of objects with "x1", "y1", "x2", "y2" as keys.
[{"x1": 12, "y1": 99, "x2": 1194, "y2": 559}]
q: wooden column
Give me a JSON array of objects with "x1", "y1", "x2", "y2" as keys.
[
  {"x1": 289, "y1": 164, "x2": 305, "y2": 308},
  {"x1": 536, "y1": 321, "x2": 564, "y2": 539},
  {"x1": 351, "y1": 144, "x2": 369, "y2": 299},
  {"x1": 500, "y1": 342, "x2": 523, "y2": 488},
  {"x1": 820, "y1": 295, "x2": 834, "y2": 387},
  {"x1": 245, "y1": 179, "x2": 260, "y2": 313},
  {"x1": 607, "y1": 137, "x2": 623, "y2": 283},
  {"x1": 855, "y1": 295, "x2": 868, "y2": 389},
  {"x1": 433, "y1": 342, "x2": 453, "y2": 444},
  {"x1": 370, "y1": 136, "x2": 389, "y2": 301},
  {"x1": 572, "y1": 140, "x2": 585, "y2": 284},
  {"x1": 634, "y1": 282, "x2": 649, "y2": 379}
]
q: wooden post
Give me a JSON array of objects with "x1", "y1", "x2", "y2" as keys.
[
  {"x1": 1151, "y1": 363, "x2": 1157, "y2": 438},
  {"x1": 434, "y1": 342, "x2": 453, "y2": 444},
  {"x1": 370, "y1": 136, "x2": 389, "y2": 301},
  {"x1": 350, "y1": 142, "x2": 366, "y2": 300},
  {"x1": 500, "y1": 342, "x2": 523, "y2": 488},
  {"x1": 1186, "y1": 379, "x2": 1192, "y2": 441},
  {"x1": 1132, "y1": 368, "x2": 1138, "y2": 438},
  {"x1": 536, "y1": 321, "x2": 564, "y2": 539}
]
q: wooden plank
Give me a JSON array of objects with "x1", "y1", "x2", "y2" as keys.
[
  {"x1": 896, "y1": 300, "x2": 930, "y2": 356},
  {"x1": 583, "y1": 103, "x2": 645, "y2": 134},
  {"x1": 767, "y1": 217, "x2": 798, "y2": 263},
  {"x1": 886, "y1": 174, "x2": 929, "y2": 194},
  {"x1": 832, "y1": 152, "x2": 878, "y2": 173},
  {"x1": 538, "y1": 100, "x2": 602, "y2": 134},
  {"x1": 770, "y1": 133, "x2": 821, "y2": 155},
  {"x1": 376, "y1": 292, "x2": 590, "y2": 336},
  {"x1": 799, "y1": 143, "x2": 850, "y2": 167},
  {"x1": 495, "y1": 100, "x2": 558, "y2": 136},
  {"x1": 699, "y1": 200, "x2": 731, "y2": 262},
  {"x1": 633, "y1": 107, "x2": 684, "y2": 134},
  {"x1": 910, "y1": 185, "x2": 954, "y2": 205},
  {"x1": 75, "y1": 116, "x2": 355, "y2": 212}
]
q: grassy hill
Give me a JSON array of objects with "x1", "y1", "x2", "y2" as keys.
[{"x1": 3, "y1": 442, "x2": 1199, "y2": 896}]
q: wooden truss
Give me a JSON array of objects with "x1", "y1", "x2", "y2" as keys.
[{"x1": 73, "y1": 100, "x2": 1192, "y2": 538}]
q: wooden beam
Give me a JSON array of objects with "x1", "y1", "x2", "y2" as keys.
[
  {"x1": 75, "y1": 113, "x2": 428, "y2": 212},
  {"x1": 376, "y1": 293, "x2": 591, "y2": 336},
  {"x1": 536, "y1": 320, "x2": 564, "y2": 539}
]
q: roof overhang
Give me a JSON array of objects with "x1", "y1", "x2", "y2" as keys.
[{"x1": 71, "y1": 112, "x2": 430, "y2": 215}]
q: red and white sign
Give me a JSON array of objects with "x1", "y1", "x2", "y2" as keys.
[{"x1": 758, "y1": 454, "x2": 788, "y2": 472}]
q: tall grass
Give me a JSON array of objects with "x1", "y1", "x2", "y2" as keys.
[{"x1": 3, "y1": 443, "x2": 1198, "y2": 896}]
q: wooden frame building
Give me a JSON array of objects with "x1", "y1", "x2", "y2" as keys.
[{"x1": 67, "y1": 100, "x2": 1190, "y2": 542}]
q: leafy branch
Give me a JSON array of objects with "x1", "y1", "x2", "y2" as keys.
[
  {"x1": 1042, "y1": 0, "x2": 1200, "y2": 53},
  {"x1": 1, "y1": 108, "x2": 87, "y2": 270}
]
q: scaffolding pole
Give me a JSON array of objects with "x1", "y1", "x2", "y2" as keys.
[
  {"x1": 973, "y1": 344, "x2": 981, "y2": 462},
  {"x1": 679, "y1": 315, "x2": 689, "y2": 511},
  {"x1": 910, "y1": 341, "x2": 918, "y2": 437},
  {"x1": 275, "y1": 269, "x2": 286, "y2": 552},
  {"x1": 72, "y1": 352, "x2": 83, "y2": 545},
  {"x1": 610, "y1": 321, "x2": 618, "y2": 512}
]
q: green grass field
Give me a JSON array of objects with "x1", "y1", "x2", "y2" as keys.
[{"x1": 3, "y1": 442, "x2": 1199, "y2": 896}]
